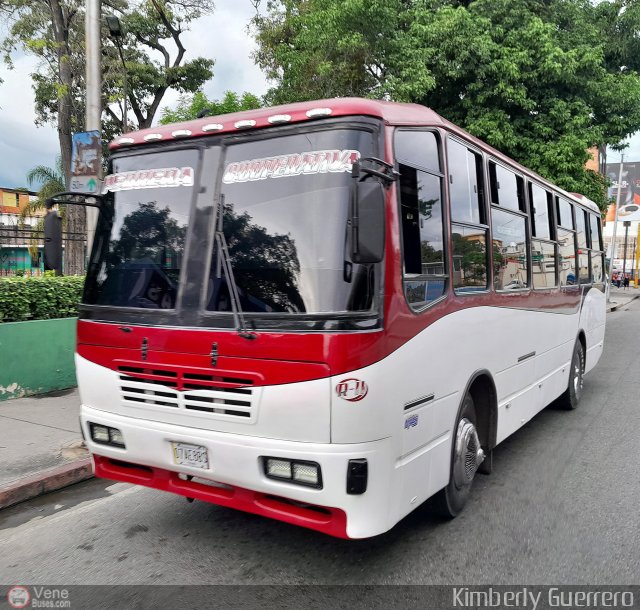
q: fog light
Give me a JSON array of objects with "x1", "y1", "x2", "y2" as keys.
[
  {"x1": 266, "y1": 458, "x2": 292, "y2": 479},
  {"x1": 263, "y1": 457, "x2": 323, "y2": 488},
  {"x1": 109, "y1": 428, "x2": 125, "y2": 447},
  {"x1": 89, "y1": 422, "x2": 126, "y2": 448},
  {"x1": 90, "y1": 424, "x2": 110, "y2": 443},
  {"x1": 292, "y1": 462, "x2": 319, "y2": 486}
]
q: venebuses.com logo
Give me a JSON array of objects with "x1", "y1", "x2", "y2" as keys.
[
  {"x1": 7, "y1": 587, "x2": 30, "y2": 609},
  {"x1": 6, "y1": 586, "x2": 71, "y2": 609}
]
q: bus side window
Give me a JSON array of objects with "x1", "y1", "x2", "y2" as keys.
[
  {"x1": 530, "y1": 183, "x2": 552, "y2": 240},
  {"x1": 588, "y1": 211, "x2": 605, "y2": 284},
  {"x1": 451, "y1": 224, "x2": 488, "y2": 291},
  {"x1": 395, "y1": 130, "x2": 447, "y2": 310},
  {"x1": 556, "y1": 197, "x2": 575, "y2": 229},
  {"x1": 488, "y1": 163, "x2": 529, "y2": 291},
  {"x1": 529, "y1": 182, "x2": 557, "y2": 290},
  {"x1": 575, "y1": 208, "x2": 590, "y2": 283},
  {"x1": 491, "y1": 207, "x2": 529, "y2": 291},
  {"x1": 589, "y1": 212, "x2": 603, "y2": 251},
  {"x1": 448, "y1": 139, "x2": 484, "y2": 225},
  {"x1": 556, "y1": 197, "x2": 577, "y2": 287},
  {"x1": 489, "y1": 162, "x2": 525, "y2": 212},
  {"x1": 448, "y1": 138, "x2": 488, "y2": 293}
]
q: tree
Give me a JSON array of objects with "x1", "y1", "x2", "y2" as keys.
[
  {"x1": 102, "y1": 0, "x2": 215, "y2": 137},
  {"x1": 1, "y1": 0, "x2": 86, "y2": 273},
  {"x1": 23, "y1": 158, "x2": 66, "y2": 218},
  {"x1": 1, "y1": 0, "x2": 215, "y2": 273},
  {"x1": 252, "y1": 0, "x2": 640, "y2": 209},
  {"x1": 22, "y1": 158, "x2": 66, "y2": 274},
  {"x1": 160, "y1": 90, "x2": 263, "y2": 124}
]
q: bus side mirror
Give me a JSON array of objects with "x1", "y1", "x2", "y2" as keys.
[
  {"x1": 351, "y1": 180, "x2": 385, "y2": 264},
  {"x1": 43, "y1": 209, "x2": 63, "y2": 275}
]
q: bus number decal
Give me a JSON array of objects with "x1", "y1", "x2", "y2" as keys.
[{"x1": 336, "y1": 378, "x2": 368, "y2": 402}]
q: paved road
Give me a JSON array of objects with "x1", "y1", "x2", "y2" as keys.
[{"x1": 1, "y1": 300, "x2": 639, "y2": 585}]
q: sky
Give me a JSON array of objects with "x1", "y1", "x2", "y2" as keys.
[
  {"x1": 2, "y1": 2, "x2": 640, "y2": 191},
  {"x1": 0, "y1": 1, "x2": 270, "y2": 190}
]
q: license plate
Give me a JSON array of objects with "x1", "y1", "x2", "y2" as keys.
[{"x1": 171, "y1": 442, "x2": 209, "y2": 469}]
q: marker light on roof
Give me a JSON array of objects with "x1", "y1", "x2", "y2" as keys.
[
  {"x1": 268, "y1": 114, "x2": 291, "y2": 124},
  {"x1": 143, "y1": 133, "x2": 163, "y2": 141},
  {"x1": 117, "y1": 137, "x2": 135, "y2": 145},
  {"x1": 234, "y1": 119, "x2": 257, "y2": 129},
  {"x1": 172, "y1": 129, "x2": 192, "y2": 138},
  {"x1": 306, "y1": 108, "x2": 332, "y2": 118},
  {"x1": 202, "y1": 123, "x2": 224, "y2": 132}
]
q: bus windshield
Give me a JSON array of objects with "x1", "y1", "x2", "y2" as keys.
[
  {"x1": 84, "y1": 125, "x2": 381, "y2": 321},
  {"x1": 84, "y1": 148, "x2": 197, "y2": 309},
  {"x1": 208, "y1": 128, "x2": 379, "y2": 315}
]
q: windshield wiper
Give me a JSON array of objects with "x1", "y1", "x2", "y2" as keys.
[{"x1": 214, "y1": 195, "x2": 256, "y2": 340}]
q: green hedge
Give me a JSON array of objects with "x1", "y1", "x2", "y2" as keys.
[{"x1": 0, "y1": 275, "x2": 85, "y2": 322}]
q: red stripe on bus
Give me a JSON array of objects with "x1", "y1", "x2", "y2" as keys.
[{"x1": 77, "y1": 285, "x2": 582, "y2": 384}]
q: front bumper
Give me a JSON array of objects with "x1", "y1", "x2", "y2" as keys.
[{"x1": 81, "y1": 405, "x2": 395, "y2": 539}]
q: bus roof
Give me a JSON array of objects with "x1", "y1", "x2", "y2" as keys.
[
  {"x1": 109, "y1": 98, "x2": 442, "y2": 151},
  {"x1": 110, "y1": 97, "x2": 599, "y2": 213}
]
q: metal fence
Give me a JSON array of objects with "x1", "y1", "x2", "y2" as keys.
[{"x1": 0, "y1": 223, "x2": 86, "y2": 276}]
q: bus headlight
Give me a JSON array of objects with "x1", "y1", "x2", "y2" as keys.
[{"x1": 263, "y1": 457, "x2": 322, "y2": 488}]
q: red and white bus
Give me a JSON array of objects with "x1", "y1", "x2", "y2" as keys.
[{"x1": 67, "y1": 98, "x2": 606, "y2": 539}]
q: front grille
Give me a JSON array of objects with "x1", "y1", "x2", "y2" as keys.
[{"x1": 117, "y1": 364, "x2": 257, "y2": 423}]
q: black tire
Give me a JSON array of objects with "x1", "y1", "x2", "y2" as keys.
[
  {"x1": 433, "y1": 393, "x2": 484, "y2": 518},
  {"x1": 558, "y1": 341, "x2": 585, "y2": 410}
]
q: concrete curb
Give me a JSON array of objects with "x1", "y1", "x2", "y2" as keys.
[
  {"x1": 608, "y1": 294, "x2": 639, "y2": 313},
  {"x1": 0, "y1": 458, "x2": 94, "y2": 510}
]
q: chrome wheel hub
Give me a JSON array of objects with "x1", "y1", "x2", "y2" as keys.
[
  {"x1": 453, "y1": 417, "x2": 485, "y2": 489},
  {"x1": 573, "y1": 353, "x2": 584, "y2": 398}
]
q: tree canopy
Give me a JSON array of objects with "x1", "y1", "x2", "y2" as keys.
[
  {"x1": 253, "y1": 0, "x2": 640, "y2": 208},
  {"x1": 1, "y1": 0, "x2": 216, "y2": 159},
  {"x1": 1, "y1": 0, "x2": 215, "y2": 273},
  {"x1": 160, "y1": 90, "x2": 263, "y2": 124}
]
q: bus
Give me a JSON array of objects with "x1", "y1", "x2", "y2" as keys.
[{"x1": 54, "y1": 98, "x2": 606, "y2": 539}]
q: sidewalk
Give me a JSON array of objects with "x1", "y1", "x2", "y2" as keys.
[
  {"x1": 1, "y1": 290, "x2": 639, "y2": 511},
  {"x1": 0, "y1": 387, "x2": 92, "y2": 510},
  {"x1": 607, "y1": 286, "x2": 640, "y2": 312}
]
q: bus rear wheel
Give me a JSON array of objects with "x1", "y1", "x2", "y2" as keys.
[
  {"x1": 433, "y1": 393, "x2": 485, "y2": 518},
  {"x1": 558, "y1": 340, "x2": 585, "y2": 410}
]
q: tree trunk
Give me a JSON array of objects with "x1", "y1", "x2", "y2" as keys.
[{"x1": 51, "y1": 0, "x2": 86, "y2": 276}]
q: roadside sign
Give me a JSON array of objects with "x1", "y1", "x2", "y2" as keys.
[{"x1": 70, "y1": 131, "x2": 101, "y2": 193}]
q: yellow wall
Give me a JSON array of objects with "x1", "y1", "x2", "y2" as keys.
[{"x1": 1, "y1": 190, "x2": 19, "y2": 207}]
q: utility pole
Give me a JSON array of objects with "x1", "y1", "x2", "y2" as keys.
[
  {"x1": 622, "y1": 221, "x2": 631, "y2": 278},
  {"x1": 636, "y1": 225, "x2": 640, "y2": 288},
  {"x1": 607, "y1": 153, "x2": 624, "y2": 302},
  {"x1": 85, "y1": 0, "x2": 101, "y2": 256},
  {"x1": 106, "y1": 16, "x2": 127, "y2": 132},
  {"x1": 632, "y1": 236, "x2": 637, "y2": 287}
]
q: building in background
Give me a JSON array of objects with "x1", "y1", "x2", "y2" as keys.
[
  {"x1": 587, "y1": 146, "x2": 607, "y2": 175},
  {"x1": 604, "y1": 162, "x2": 640, "y2": 282},
  {"x1": 0, "y1": 187, "x2": 45, "y2": 276}
]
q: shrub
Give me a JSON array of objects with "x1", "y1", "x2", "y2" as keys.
[{"x1": 0, "y1": 275, "x2": 85, "y2": 322}]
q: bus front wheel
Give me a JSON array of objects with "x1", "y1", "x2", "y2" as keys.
[
  {"x1": 559, "y1": 341, "x2": 585, "y2": 410},
  {"x1": 433, "y1": 393, "x2": 485, "y2": 518}
]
